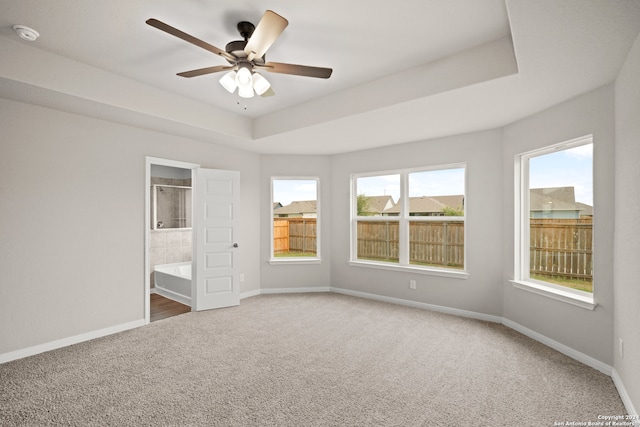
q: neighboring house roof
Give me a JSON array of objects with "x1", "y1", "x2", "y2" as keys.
[
  {"x1": 361, "y1": 195, "x2": 395, "y2": 214},
  {"x1": 273, "y1": 202, "x2": 283, "y2": 210},
  {"x1": 274, "y1": 200, "x2": 317, "y2": 215},
  {"x1": 530, "y1": 187, "x2": 580, "y2": 211},
  {"x1": 575, "y1": 202, "x2": 593, "y2": 216},
  {"x1": 383, "y1": 195, "x2": 463, "y2": 215},
  {"x1": 431, "y1": 195, "x2": 464, "y2": 210}
]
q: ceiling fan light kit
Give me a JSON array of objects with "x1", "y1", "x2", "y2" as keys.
[
  {"x1": 218, "y1": 63, "x2": 271, "y2": 99},
  {"x1": 237, "y1": 83, "x2": 254, "y2": 99},
  {"x1": 235, "y1": 64, "x2": 255, "y2": 98},
  {"x1": 236, "y1": 64, "x2": 252, "y2": 82},
  {"x1": 219, "y1": 71, "x2": 238, "y2": 93},
  {"x1": 146, "y1": 10, "x2": 332, "y2": 101},
  {"x1": 252, "y1": 72, "x2": 270, "y2": 96}
]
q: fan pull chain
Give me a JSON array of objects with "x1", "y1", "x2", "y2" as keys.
[{"x1": 236, "y1": 97, "x2": 248, "y2": 111}]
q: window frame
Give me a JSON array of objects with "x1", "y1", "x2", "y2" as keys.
[
  {"x1": 349, "y1": 164, "x2": 468, "y2": 279},
  {"x1": 511, "y1": 135, "x2": 596, "y2": 310},
  {"x1": 269, "y1": 176, "x2": 321, "y2": 265}
]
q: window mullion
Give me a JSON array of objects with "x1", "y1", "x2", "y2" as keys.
[
  {"x1": 351, "y1": 176, "x2": 358, "y2": 261},
  {"x1": 399, "y1": 172, "x2": 409, "y2": 265},
  {"x1": 522, "y1": 158, "x2": 531, "y2": 280}
]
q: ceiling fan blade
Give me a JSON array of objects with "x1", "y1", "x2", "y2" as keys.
[
  {"x1": 260, "y1": 62, "x2": 333, "y2": 79},
  {"x1": 177, "y1": 65, "x2": 234, "y2": 78},
  {"x1": 146, "y1": 18, "x2": 236, "y2": 63},
  {"x1": 244, "y1": 10, "x2": 288, "y2": 61}
]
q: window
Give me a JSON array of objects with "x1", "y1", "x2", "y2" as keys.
[
  {"x1": 351, "y1": 165, "x2": 466, "y2": 277},
  {"x1": 271, "y1": 178, "x2": 320, "y2": 263},
  {"x1": 514, "y1": 136, "x2": 595, "y2": 309}
]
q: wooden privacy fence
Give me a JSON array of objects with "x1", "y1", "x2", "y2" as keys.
[
  {"x1": 274, "y1": 218, "x2": 317, "y2": 254},
  {"x1": 530, "y1": 218, "x2": 593, "y2": 280},
  {"x1": 357, "y1": 221, "x2": 399, "y2": 262},
  {"x1": 356, "y1": 218, "x2": 593, "y2": 279},
  {"x1": 274, "y1": 217, "x2": 593, "y2": 280},
  {"x1": 410, "y1": 221, "x2": 464, "y2": 268},
  {"x1": 356, "y1": 220, "x2": 464, "y2": 268}
]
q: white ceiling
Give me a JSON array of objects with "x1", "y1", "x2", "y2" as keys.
[{"x1": 1, "y1": 0, "x2": 639, "y2": 155}]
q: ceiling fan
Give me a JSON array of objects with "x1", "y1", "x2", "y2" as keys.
[{"x1": 146, "y1": 10, "x2": 333, "y2": 99}]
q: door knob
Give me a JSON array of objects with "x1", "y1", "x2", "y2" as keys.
[{"x1": 233, "y1": 243, "x2": 239, "y2": 248}]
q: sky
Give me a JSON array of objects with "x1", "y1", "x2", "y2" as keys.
[
  {"x1": 272, "y1": 143, "x2": 593, "y2": 207},
  {"x1": 272, "y1": 179, "x2": 317, "y2": 206},
  {"x1": 355, "y1": 168, "x2": 466, "y2": 203},
  {"x1": 529, "y1": 143, "x2": 593, "y2": 205}
]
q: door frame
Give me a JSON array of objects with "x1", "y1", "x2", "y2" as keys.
[{"x1": 144, "y1": 156, "x2": 200, "y2": 324}]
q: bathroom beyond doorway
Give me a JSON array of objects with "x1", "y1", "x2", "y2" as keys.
[{"x1": 150, "y1": 294, "x2": 190, "y2": 322}]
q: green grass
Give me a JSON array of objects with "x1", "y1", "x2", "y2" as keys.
[
  {"x1": 409, "y1": 261, "x2": 464, "y2": 270},
  {"x1": 274, "y1": 252, "x2": 317, "y2": 258},
  {"x1": 357, "y1": 257, "x2": 399, "y2": 263},
  {"x1": 531, "y1": 274, "x2": 593, "y2": 293},
  {"x1": 357, "y1": 257, "x2": 464, "y2": 270}
]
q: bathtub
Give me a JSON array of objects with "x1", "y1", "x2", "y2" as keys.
[{"x1": 154, "y1": 261, "x2": 191, "y2": 306}]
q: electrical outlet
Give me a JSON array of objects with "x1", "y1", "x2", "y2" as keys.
[
  {"x1": 409, "y1": 280, "x2": 416, "y2": 290},
  {"x1": 619, "y1": 338, "x2": 624, "y2": 359},
  {"x1": 240, "y1": 273, "x2": 245, "y2": 283}
]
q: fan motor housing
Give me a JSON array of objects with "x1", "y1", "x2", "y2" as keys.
[
  {"x1": 237, "y1": 21, "x2": 255, "y2": 39},
  {"x1": 224, "y1": 40, "x2": 265, "y2": 65},
  {"x1": 225, "y1": 21, "x2": 266, "y2": 65}
]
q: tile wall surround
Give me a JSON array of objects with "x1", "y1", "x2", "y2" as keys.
[{"x1": 150, "y1": 228, "x2": 192, "y2": 288}]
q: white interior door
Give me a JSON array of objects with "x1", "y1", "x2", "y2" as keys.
[{"x1": 192, "y1": 168, "x2": 240, "y2": 311}]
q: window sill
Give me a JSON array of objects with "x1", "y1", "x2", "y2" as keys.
[
  {"x1": 269, "y1": 258, "x2": 322, "y2": 266},
  {"x1": 349, "y1": 260, "x2": 469, "y2": 279},
  {"x1": 510, "y1": 280, "x2": 596, "y2": 310}
]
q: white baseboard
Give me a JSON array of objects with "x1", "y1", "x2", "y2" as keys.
[
  {"x1": 330, "y1": 287, "x2": 613, "y2": 377},
  {"x1": 261, "y1": 286, "x2": 332, "y2": 294},
  {"x1": 240, "y1": 289, "x2": 262, "y2": 299},
  {"x1": 612, "y1": 368, "x2": 640, "y2": 425},
  {"x1": 501, "y1": 318, "x2": 612, "y2": 375},
  {"x1": 330, "y1": 287, "x2": 503, "y2": 323},
  {"x1": 4, "y1": 285, "x2": 635, "y2": 419},
  {"x1": 0, "y1": 319, "x2": 146, "y2": 364}
]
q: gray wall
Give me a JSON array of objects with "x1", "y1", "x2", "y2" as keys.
[
  {"x1": 150, "y1": 165, "x2": 191, "y2": 180},
  {"x1": 501, "y1": 84, "x2": 615, "y2": 365},
  {"x1": 0, "y1": 98, "x2": 261, "y2": 355},
  {"x1": 330, "y1": 129, "x2": 504, "y2": 316},
  {"x1": 614, "y1": 32, "x2": 640, "y2": 411}
]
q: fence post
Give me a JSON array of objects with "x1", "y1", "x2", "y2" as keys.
[
  {"x1": 385, "y1": 221, "x2": 390, "y2": 259},
  {"x1": 443, "y1": 222, "x2": 448, "y2": 266},
  {"x1": 302, "y1": 218, "x2": 307, "y2": 253}
]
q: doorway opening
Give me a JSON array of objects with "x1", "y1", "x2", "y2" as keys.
[
  {"x1": 145, "y1": 157, "x2": 199, "y2": 324},
  {"x1": 150, "y1": 294, "x2": 190, "y2": 322}
]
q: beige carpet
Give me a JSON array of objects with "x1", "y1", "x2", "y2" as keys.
[{"x1": 0, "y1": 293, "x2": 626, "y2": 426}]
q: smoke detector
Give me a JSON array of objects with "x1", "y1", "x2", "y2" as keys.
[{"x1": 13, "y1": 25, "x2": 40, "y2": 42}]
